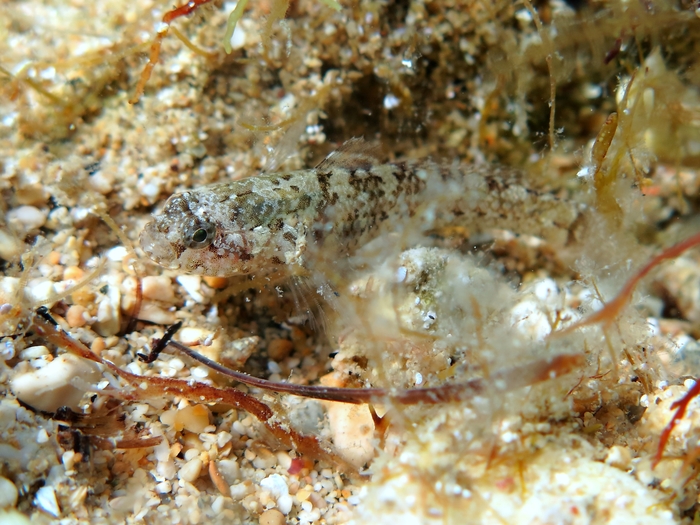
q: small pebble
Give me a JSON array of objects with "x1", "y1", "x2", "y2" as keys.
[
  {"x1": 209, "y1": 461, "x2": 231, "y2": 497},
  {"x1": 136, "y1": 302, "x2": 175, "y2": 325},
  {"x1": 34, "y1": 486, "x2": 60, "y2": 517},
  {"x1": 268, "y1": 339, "x2": 294, "y2": 361},
  {"x1": 217, "y1": 459, "x2": 240, "y2": 484},
  {"x1": 142, "y1": 276, "x2": 176, "y2": 302},
  {"x1": 11, "y1": 353, "x2": 102, "y2": 412},
  {"x1": 7, "y1": 205, "x2": 47, "y2": 230},
  {"x1": 259, "y1": 508, "x2": 286, "y2": 525},
  {"x1": 93, "y1": 282, "x2": 121, "y2": 336},
  {"x1": 66, "y1": 304, "x2": 88, "y2": 328},
  {"x1": 90, "y1": 337, "x2": 106, "y2": 355},
  {"x1": 252, "y1": 448, "x2": 277, "y2": 469},
  {"x1": 605, "y1": 445, "x2": 633, "y2": 470},
  {"x1": 260, "y1": 474, "x2": 292, "y2": 515},
  {"x1": 63, "y1": 266, "x2": 85, "y2": 281},
  {"x1": 0, "y1": 230, "x2": 23, "y2": 262},
  {"x1": 0, "y1": 476, "x2": 18, "y2": 509},
  {"x1": 203, "y1": 276, "x2": 229, "y2": 289},
  {"x1": 178, "y1": 327, "x2": 210, "y2": 346},
  {"x1": 174, "y1": 404, "x2": 211, "y2": 433},
  {"x1": 0, "y1": 509, "x2": 31, "y2": 525},
  {"x1": 324, "y1": 402, "x2": 376, "y2": 467},
  {"x1": 221, "y1": 336, "x2": 259, "y2": 367},
  {"x1": 18, "y1": 345, "x2": 49, "y2": 360},
  {"x1": 177, "y1": 275, "x2": 205, "y2": 303},
  {"x1": 178, "y1": 457, "x2": 203, "y2": 483}
]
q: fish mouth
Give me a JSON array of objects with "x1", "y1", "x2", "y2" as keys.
[{"x1": 139, "y1": 221, "x2": 181, "y2": 270}]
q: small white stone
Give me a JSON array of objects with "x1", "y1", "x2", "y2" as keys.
[
  {"x1": 142, "y1": 276, "x2": 175, "y2": 303},
  {"x1": 178, "y1": 458, "x2": 203, "y2": 483},
  {"x1": 25, "y1": 280, "x2": 57, "y2": 306},
  {"x1": 252, "y1": 449, "x2": 277, "y2": 469},
  {"x1": 191, "y1": 366, "x2": 210, "y2": 379},
  {"x1": 11, "y1": 354, "x2": 102, "y2": 412},
  {"x1": 176, "y1": 275, "x2": 205, "y2": 303},
  {"x1": 35, "y1": 486, "x2": 60, "y2": 517},
  {"x1": 155, "y1": 481, "x2": 172, "y2": 494},
  {"x1": 277, "y1": 494, "x2": 293, "y2": 515},
  {"x1": 0, "y1": 476, "x2": 18, "y2": 508},
  {"x1": 324, "y1": 403, "x2": 375, "y2": 467},
  {"x1": 88, "y1": 170, "x2": 115, "y2": 194},
  {"x1": 93, "y1": 280, "x2": 121, "y2": 337},
  {"x1": 230, "y1": 24, "x2": 246, "y2": 50},
  {"x1": 605, "y1": 445, "x2": 632, "y2": 470},
  {"x1": 18, "y1": 345, "x2": 49, "y2": 360},
  {"x1": 396, "y1": 266, "x2": 407, "y2": 283},
  {"x1": 260, "y1": 474, "x2": 292, "y2": 514},
  {"x1": 136, "y1": 302, "x2": 175, "y2": 325},
  {"x1": 229, "y1": 481, "x2": 253, "y2": 500},
  {"x1": 106, "y1": 246, "x2": 129, "y2": 262},
  {"x1": 7, "y1": 205, "x2": 47, "y2": 230},
  {"x1": 62, "y1": 450, "x2": 79, "y2": 471},
  {"x1": 275, "y1": 451, "x2": 292, "y2": 470},
  {"x1": 0, "y1": 509, "x2": 31, "y2": 525},
  {"x1": 178, "y1": 327, "x2": 209, "y2": 346},
  {"x1": 217, "y1": 459, "x2": 240, "y2": 484},
  {"x1": 383, "y1": 93, "x2": 400, "y2": 110},
  {"x1": 184, "y1": 448, "x2": 199, "y2": 461},
  {"x1": 0, "y1": 229, "x2": 23, "y2": 261}
]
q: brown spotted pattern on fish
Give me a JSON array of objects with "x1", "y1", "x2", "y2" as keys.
[{"x1": 140, "y1": 139, "x2": 584, "y2": 277}]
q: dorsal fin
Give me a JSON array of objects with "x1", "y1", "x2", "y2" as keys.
[{"x1": 315, "y1": 137, "x2": 383, "y2": 171}]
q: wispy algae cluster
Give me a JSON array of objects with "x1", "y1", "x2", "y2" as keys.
[{"x1": 2, "y1": 0, "x2": 700, "y2": 523}]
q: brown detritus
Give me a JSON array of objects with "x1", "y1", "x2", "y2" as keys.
[
  {"x1": 654, "y1": 380, "x2": 700, "y2": 469},
  {"x1": 109, "y1": 365, "x2": 355, "y2": 472},
  {"x1": 0, "y1": 64, "x2": 66, "y2": 107},
  {"x1": 592, "y1": 112, "x2": 622, "y2": 220},
  {"x1": 166, "y1": 337, "x2": 584, "y2": 405},
  {"x1": 137, "y1": 320, "x2": 183, "y2": 363},
  {"x1": 54, "y1": 405, "x2": 163, "y2": 453},
  {"x1": 30, "y1": 303, "x2": 584, "y2": 475},
  {"x1": 591, "y1": 112, "x2": 618, "y2": 176},
  {"x1": 170, "y1": 26, "x2": 218, "y2": 59},
  {"x1": 129, "y1": 0, "x2": 218, "y2": 104},
  {"x1": 553, "y1": 232, "x2": 700, "y2": 338},
  {"x1": 604, "y1": 37, "x2": 624, "y2": 65},
  {"x1": 30, "y1": 312, "x2": 355, "y2": 472}
]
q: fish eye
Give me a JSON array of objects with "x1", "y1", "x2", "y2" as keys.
[
  {"x1": 184, "y1": 220, "x2": 215, "y2": 249},
  {"x1": 192, "y1": 228, "x2": 208, "y2": 243}
]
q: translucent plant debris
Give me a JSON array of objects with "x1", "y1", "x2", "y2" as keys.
[{"x1": 2, "y1": 0, "x2": 700, "y2": 524}]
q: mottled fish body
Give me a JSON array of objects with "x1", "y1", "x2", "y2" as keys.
[{"x1": 140, "y1": 140, "x2": 581, "y2": 276}]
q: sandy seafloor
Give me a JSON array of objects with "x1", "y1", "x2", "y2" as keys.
[{"x1": 3, "y1": 0, "x2": 700, "y2": 523}]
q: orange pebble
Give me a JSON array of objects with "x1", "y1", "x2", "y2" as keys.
[
  {"x1": 203, "y1": 276, "x2": 229, "y2": 289},
  {"x1": 258, "y1": 509, "x2": 285, "y2": 525},
  {"x1": 66, "y1": 304, "x2": 87, "y2": 328},
  {"x1": 91, "y1": 337, "x2": 106, "y2": 355},
  {"x1": 71, "y1": 288, "x2": 95, "y2": 307},
  {"x1": 268, "y1": 338, "x2": 293, "y2": 361},
  {"x1": 63, "y1": 266, "x2": 85, "y2": 281}
]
